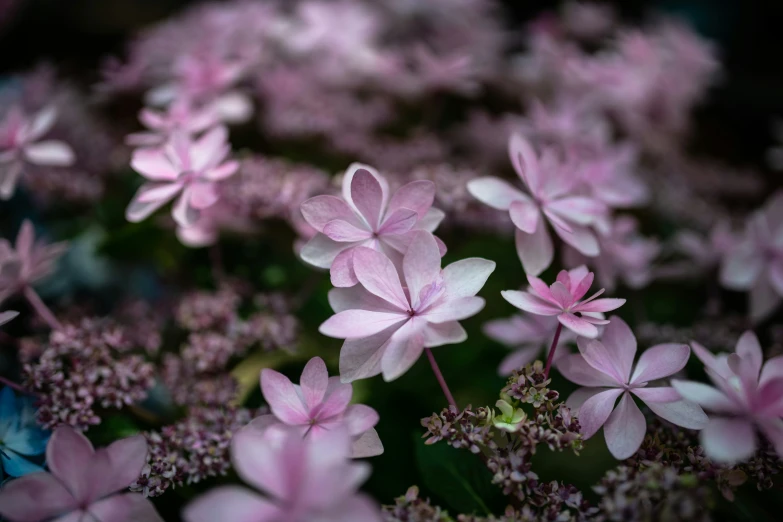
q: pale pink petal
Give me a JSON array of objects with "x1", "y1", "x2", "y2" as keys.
[
  {"x1": 558, "y1": 313, "x2": 599, "y2": 338},
  {"x1": 204, "y1": 160, "x2": 239, "y2": 181},
  {"x1": 378, "y1": 209, "x2": 417, "y2": 236},
  {"x1": 15, "y1": 220, "x2": 34, "y2": 257},
  {"x1": 546, "y1": 197, "x2": 605, "y2": 226},
  {"x1": 509, "y1": 133, "x2": 540, "y2": 193},
  {"x1": 690, "y1": 341, "x2": 727, "y2": 377},
  {"x1": 316, "y1": 383, "x2": 353, "y2": 420},
  {"x1": 387, "y1": 180, "x2": 435, "y2": 218},
  {"x1": 422, "y1": 321, "x2": 467, "y2": 347},
  {"x1": 442, "y1": 258, "x2": 496, "y2": 299},
  {"x1": 630, "y1": 343, "x2": 690, "y2": 384},
  {"x1": 758, "y1": 418, "x2": 783, "y2": 459},
  {"x1": 23, "y1": 141, "x2": 75, "y2": 166},
  {"x1": 0, "y1": 472, "x2": 78, "y2": 521},
  {"x1": 381, "y1": 319, "x2": 426, "y2": 381},
  {"x1": 330, "y1": 248, "x2": 359, "y2": 287},
  {"x1": 47, "y1": 427, "x2": 96, "y2": 504},
  {"x1": 301, "y1": 195, "x2": 362, "y2": 232},
  {"x1": 261, "y1": 369, "x2": 310, "y2": 425},
  {"x1": 574, "y1": 297, "x2": 626, "y2": 313},
  {"x1": 323, "y1": 220, "x2": 374, "y2": 242},
  {"x1": 720, "y1": 246, "x2": 763, "y2": 290},
  {"x1": 736, "y1": 330, "x2": 763, "y2": 380},
  {"x1": 25, "y1": 107, "x2": 57, "y2": 140},
  {"x1": 570, "y1": 270, "x2": 594, "y2": 301},
  {"x1": 749, "y1": 277, "x2": 782, "y2": 322},
  {"x1": 300, "y1": 233, "x2": 354, "y2": 269},
  {"x1": 466, "y1": 177, "x2": 528, "y2": 210},
  {"x1": 566, "y1": 387, "x2": 605, "y2": 410},
  {"x1": 577, "y1": 338, "x2": 625, "y2": 383},
  {"x1": 549, "y1": 282, "x2": 573, "y2": 308},
  {"x1": 509, "y1": 199, "x2": 540, "y2": 234},
  {"x1": 339, "y1": 325, "x2": 398, "y2": 383},
  {"x1": 760, "y1": 355, "x2": 783, "y2": 386},
  {"x1": 0, "y1": 310, "x2": 19, "y2": 326},
  {"x1": 600, "y1": 317, "x2": 636, "y2": 383},
  {"x1": 230, "y1": 428, "x2": 290, "y2": 499},
  {"x1": 351, "y1": 429, "x2": 384, "y2": 458},
  {"x1": 526, "y1": 275, "x2": 556, "y2": 302},
  {"x1": 135, "y1": 182, "x2": 183, "y2": 204},
  {"x1": 0, "y1": 162, "x2": 22, "y2": 200},
  {"x1": 633, "y1": 388, "x2": 708, "y2": 429},
  {"x1": 192, "y1": 126, "x2": 229, "y2": 171},
  {"x1": 557, "y1": 353, "x2": 622, "y2": 387},
  {"x1": 769, "y1": 263, "x2": 783, "y2": 296},
  {"x1": 182, "y1": 486, "x2": 278, "y2": 522},
  {"x1": 424, "y1": 296, "x2": 485, "y2": 323},
  {"x1": 417, "y1": 207, "x2": 446, "y2": 233},
  {"x1": 483, "y1": 317, "x2": 529, "y2": 346},
  {"x1": 755, "y1": 378, "x2": 783, "y2": 416},
  {"x1": 188, "y1": 183, "x2": 220, "y2": 209},
  {"x1": 351, "y1": 168, "x2": 385, "y2": 229},
  {"x1": 342, "y1": 163, "x2": 389, "y2": 207},
  {"x1": 515, "y1": 223, "x2": 553, "y2": 277},
  {"x1": 172, "y1": 189, "x2": 200, "y2": 227},
  {"x1": 700, "y1": 417, "x2": 757, "y2": 464},
  {"x1": 88, "y1": 493, "x2": 163, "y2": 522},
  {"x1": 403, "y1": 231, "x2": 442, "y2": 309},
  {"x1": 327, "y1": 286, "x2": 402, "y2": 314},
  {"x1": 352, "y1": 247, "x2": 409, "y2": 311},
  {"x1": 90, "y1": 435, "x2": 149, "y2": 502},
  {"x1": 343, "y1": 405, "x2": 379, "y2": 436},
  {"x1": 212, "y1": 92, "x2": 254, "y2": 124},
  {"x1": 300, "y1": 357, "x2": 329, "y2": 411},
  {"x1": 552, "y1": 222, "x2": 600, "y2": 257},
  {"x1": 603, "y1": 393, "x2": 646, "y2": 459},
  {"x1": 131, "y1": 148, "x2": 179, "y2": 181},
  {"x1": 126, "y1": 184, "x2": 178, "y2": 222},
  {"x1": 501, "y1": 290, "x2": 561, "y2": 316},
  {"x1": 576, "y1": 388, "x2": 623, "y2": 439}
]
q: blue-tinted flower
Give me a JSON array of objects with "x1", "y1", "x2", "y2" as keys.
[{"x1": 0, "y1": 386, "x2": 49, "y2": 479}]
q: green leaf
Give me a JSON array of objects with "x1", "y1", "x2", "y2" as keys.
[{"x1": 413, "y1": 434, "x2": 503, "y2": 516}]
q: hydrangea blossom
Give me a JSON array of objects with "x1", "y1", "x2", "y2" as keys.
[
  {"x1": 468, "y1": 134, "x2": 606, "y2": 275},
  {"x1": 300, "y1": 163, "x2": 445, "y2": 287},
  {"x1": 320, "y1": 230, "x2": 495, "y2": 382},
  {"x1": 0, "y1": 220, "x2": 67, "y2": 304},
  {"x1": 0, "y1": 106, "x2": 75, "y2": 200},
  {"x1": 501, "y1": 265, "x2": 624, "y2": 338},
  {"x1": 255, "y1": 356, "x2": 383, "y2": 458},
  {"x1": 557, "y1": 317, "x2": 708, "y2": 459},
  {"x1": 0, "y1": 387, "x2": 49, "y2": 479},
  {"x1": 183, "y1": 424, "x2": 380, "y2": 522},
  {"x1": 0, "y1": 426, "x2": 162, "y2": 522},
  {"x1": 672, "y1": 332, "x2": 783, "y2": 463},
  {"x1": 125, "y1": 100, "x2": 219, "y2": 148},
  {"x1": 719, "y1": 191, "x2": 783, "y2": 322},
  {"x1": 126, "y1": 127, "x2": 239, "y2": 227},
  {"x1": 483, "y1": 314, "x2": 575, "y2": 376}
]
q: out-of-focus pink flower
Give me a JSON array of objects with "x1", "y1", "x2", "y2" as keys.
[
  {"x1": 126, "y1": 100, "x2": 219, "y2": 147},
  {"x1": 126, "y1": 127, "x2": 239, "y2": 227},
  {"x1": 484, "y1": 314, "x2": 575, "y2": 376},
  {"x1": 564, "y1": 215, "x2": 660, "y2": 292},
  {"x1": 0, "y1": 107, "x2": 75, "y2": 200},
  {"x1": 0, "y1": 426, "x2": 162, "y2": 522},
  {"x1": 0, "y1": 220, "x2": 67, "y2": 303},
  {"x1": 719, "y1": 191, "x2": 783, "y2": 322},
  {"x1": 254, "y1": 356, "x2": 383, "y2": 458},
  {"x1": 320, "y1": 231, "x2": 495, "y2": 382},
  {"x1": 673, "y1": 331, "x2": 783, "y2": 463},
  {"x1": 411, "y1": 46, "x2": 479, "y2": 96},
  {"x1": 0, "y1": 310, "x2": 18, "y2": 326},
  {"x1": 516, "y1": 98, "x2": 610, "y2": 150},
  {"x1": 300, "y1": 163, "x2": 445, "y2": 287},
  {"x1": 182, "y1": 424, "x2": 380, "y2": 522},
  {"x1": 501, "y1": 265, "x2": 624, "y2": 338},
  {"x1": 558, "y1": 317, "x2": 708, "y2": 459},
  {"x1": 656, "y1": 220, "x2": 736, "y2": 280},
  {"x1": 468, "y1": 134, "x2": 606, "y2": 275},
  {"x1": 576, "y1": 142, "x2": 649, "y2": 209},
  {"x1": 561, "y1": 1, "x2": 615, "y2": 40}
]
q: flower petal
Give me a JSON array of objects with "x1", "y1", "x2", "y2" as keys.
[
  {"x1": 403, "y1": 231, "x2": 442, "y2": 309},
  {"x1": 89, "y1": 493, "x2": 164, "y2": 522},
  {"x1": 352, "y1": 247, "x2": 409, "y2": 311},
  {"x1": 378, "y1": 208, "x2": 418, "y2": 236},
  {"x1": 466, "y1": 177, "x2": 528, "y2": 210},
  {"x1": 552, "y1": 222, "x2": 600, "y2": 257},
  {"x1": 630, "y1": 343, "x2": 690, "y2": 384},
  {"x1": 509, "y1": 133, "x2": 539, "y2": 193},
  {"x1": 603, "y1": 393, "x2": 646, "y2": 460},
  {"x1": 0, "y1": 472, "x2": 78, "y2": 521},
  {"x1": 261, "y1": 369, "x2": 310, "y2": 425},
  {"x1": 323, "y1": 219, "x2": 374, "y2": 242},
  {"x1": 46, "y1": 426, "x2": 95, "y2": 504},
  {"x1": 23, "y1": 141, "x2": 75, "y2": 166},
  {"x1": 343, "y1": 404, "x2": 379, "y2": 436},
  {"x1": 351, "y1": 168, "x2": 385, "y2": 230},
  {"x1": 381, "y1": 320, "x2": 426, "y2": 381},
  {"x1": 736, "y1": 330, "x2": 763, "y2": 381},
  {"x1": 557, "y1": 353, "x2": 621, "y2": 387},
  {"x1": 599, "y1": 317, "x2": 636, "y2": 383},
  {"x1": 126, "y1": 184, "x2": 179, "y2": 222},
  {"x1": 558, "y1": 313, "x2": 598, "y2": 338},
  {"x1": 330, "y1": 248, "x2": 359, "y2": 287},
  {"x1": 566, "y1": 387, "x2": 605, "y2": 410},
  {"x1": 387, "y1": 180, "x2": 435, "y2": 218},
  {"x1": 351, "y1": 428, "x2": 384, "y2": 458},
  {"x1": 300, "y1": 233, "x2": 353, "y2": 269},
  {"x1": 316, "y1": 383, "x2": 353, "y2": 421},
  {"x1": 501, "y1": 290, "x2": 561, "y2": 316},
  {"x1": 422, "y1": 321, "x2": 467, "y2": 347},
  {"x1": 424, "y1": 296, "x2": 485, "y2": 324},
  {"x1": 131, "y1": 148, "x2": 179, "y2": 181},
  {"x1": 89, "y1": 434, "x2": 149, "y2": 502},
  {"x1": 300, "y1": 357, "x2": 330, "y2": 412},
  {"x1": 637, "y1": 395, "x2": 708, "y2": 430},
  {"x1": 576, "y1": 388, "x2": 623, "y2": 439},
  {"x1": 182, "y1": 486, "x2": 277, "y2": 522},
  {"x1": 577, "y1": 338, "x2": 625, "y2": 383},
  {"x1": 509, "y1": 199, "x2": 540, "y2": 234},
  {"x1": 300, "y1": 195, "x2": 361, "y2": 232},
  {"x1": 339, "y1": 325, "x2": 398, "y2": 383},
  {"x1": 700, "y1": 417, "x2": 757, "y2": 464},
  {"x1": 442, "y1": 258, "x2": 496, "y2": 299},
  {"x1": 515, "y1": 223, "x2": 553, "y2": 277}
]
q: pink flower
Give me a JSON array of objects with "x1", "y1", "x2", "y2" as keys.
[
  {"x1": 125, "y1": 99, "x2": 219, "y2": 148},
  {"x1": 182, "y1": 424, "x2": 380, "y2": 522},
  {"x1": 300, "y1": 164, "x2": 445, "y2": 287},
  {"x1": 0, "y1": 310, "x2": 18, "y2": 326},
  {"x1": 501, "y1": 265, "x2": 625, "y2": 338},
  {"x1": 483, "y1": 314, "x2": 575, "y2": 376},
  {"x1": 0, "y1": 220, "x2": 67, "y2": 302},
  {"x1": 0, "y1": 107, "x2": 75, "y2": 200},
  {"x1": 557, "y1": 317, "x2": 708, "y2": 459},
  {"x1": 126, "y1": 127, "x2": 239, "y2": 227},
  {"x1": 672, "y1": 332, "x2": 783, "y2": 463},
  {"x1": 0, "y1": 426, "x2": 162, "y2": 522},
  {"x1": 255, "y1": 356, "x2": 383, "y2": 458},
  {"x1": 719, "y1": 191, "x2": 783, "y2": 322},
  {"x1": 576, "y1": 142, "x2": 649, "y2": 209},
  {"x1": 468, "y1": 134, "x2": 606, "y2": 276},
  {"x1": 319, "y1": 231, "x2": 495, "y2": 382}
]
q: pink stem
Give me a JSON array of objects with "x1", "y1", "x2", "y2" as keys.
[
  {"x1": 0, "y1": 376, "x2": 36, "y2": 396},
  {"x1": 543, "y1": 322, "x2": 564, "y2": 379},
  {"x1": 23, "y1": 285, "x2": 61, "y2": 331},
  {"x1": 425, "y1": 348, "x2": 457, "y2": 409}
]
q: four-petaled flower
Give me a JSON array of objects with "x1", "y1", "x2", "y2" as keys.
[
  {"x1": 126, "y1": 99, "x2": 219, "y2": 148},
  {"x1": 0, "y1": 426, "x2": 162, "y2": 522},
  {"x1": 672, "y1": 331, "x2": 783, "y2": 463},
  {"x1": 468, "y1": 134, "x2": 606, "y2": 275},
  {"x1": 320, "y1": 230, "x2": 495, "y2": 382},
  {"x1": 0, "y1": 107, "x2": 75, "y2": 200},
  {"x1": 0, "y1": 387, "x2": 49, "y2": 480},
  {"x1": 501, "y1": 265, "x2": 624, "y2": 338},
  {"x1": 300, "y1": 164, "x2": 445, "y2": 287},
  {"x1": 557, "y1": 317, "x2": 708, "y2": 459},
  {"x1": 183, "y1": 424, "x2": 380, "y2": 522},
  {"x1": 126, "y1": 126, "x2": 239, "y2": 227},
  {"x1": 255, "y1": 356, "x2": 383, "y2": 458}
]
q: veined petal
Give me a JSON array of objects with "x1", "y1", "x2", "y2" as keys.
[
  {"x1": 599, "y1": 317, "x2": 636, "y2": 383},
  {"x1": 261, "y1": 369, "x2": 309, "y2": 425},
  {"x1": 557, "y1": 353, "x2": 621, "y2": 387},
  {"x1": 403, "y1": 231, "x2": 442, "y2": 309},
  {"x1": 378, "y1": 209, "x2": 418, "y2": 236},
  {"x1": 351, "y1": 168, "x2": 386, "y2": 230},
  {"x1": 387, "y1": 180, "x2": 435, "y2": 218},
  {"x1": 509, "y1": 199, "x2": 540, "y2": 234},
  {"x1": 381, "y1": 319, "x2": 426, "y2": 381},
  {"x1": 422, "y1": 321, "x2": 467, "y2": 347},
  {"x1": 630, "y1": 343, "x2": 690, "y2": 384},
  {"x1": 558, "y1": 313, "x2": 599, "y2": 338},
  {"x1": 339, "y1": 324, "x2": 399, "y2": 383},
  {"x1": 576, "y1": 388, "x2": 623, "y2": 439},
  {"x1": 424, "y1": 296, "x2": 485, "y2": 323},
  {"x1": 501, "y1": 290, "x2": 561, "y2": 315},
  {"x1": 182, "y1": 486, "x2": 277, "y2": 522},
  {"x1": 442, "y1": 258, "x2": 496, "y2": 299},
  {"x1": 352, "y1": 247, "x2": 409, "y2": 311},
  {"x1": 300, "y1": 195, "x2": 362, "y2": 232},
  {"x1": 131, "y1": 148, "x2": 179, "y2": 181},
  {"x1": 319, "y1": 310, "x2": 407, "y2": 339},
  {"x1": 300, "y1": 357, "x2": 329, "y2": 412},
  {"x1": 603, "y1": 393, "x2": 646, "y2": 459},
  {"x1": 323, "y1": 219, "x2": 374, "y2": 242},
  {"x1": 466, "y1": 177, "x2": 528, "y2": 210},
  {"x1": 300, "y1": 233, "x2": 354, "y2": 269}
]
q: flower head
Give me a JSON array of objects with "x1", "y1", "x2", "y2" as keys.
[
  {"x1": 0, "y1": 107, "x2": 75, "y2": 200},
  {"x1": 320, "y1": 230, "x2": 495, "y2": 382},
  {"x1": 557, "y1": 317, "x2": 707, "y2": 459},
  {"x1": 468, "y1": 134, "x2": 606, "y2": 275},
  {"x1": 183, "y1": 424, "x2": 380, "y2": 522},
  {"x1": 126, "y1": 126, "x2": 239, "y2": 227},
  {"x1": 0, "y1": 426, "x2": 162, "y2": 522},
  {"x1": 0, "y1": 220, "x2": 67, "y2": 302},
  {"x1": 300, "y1": 163, "x2": 445, "y2": 287},
  {"x1": 126, "y1": 99, "x2": 219, "y2": 148},
  {"x1": 501, "y1": 265, "x2": 624, "y2": 338},
  {"x1": 0, "y1": 387, "x2": 49, "y2": 480},
  {"x1": 673, "y1": 331, "x2": 783, "y2": 463},
  {"x1": 257, "y1": 356, "x2": 383, "y2": 458}
]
